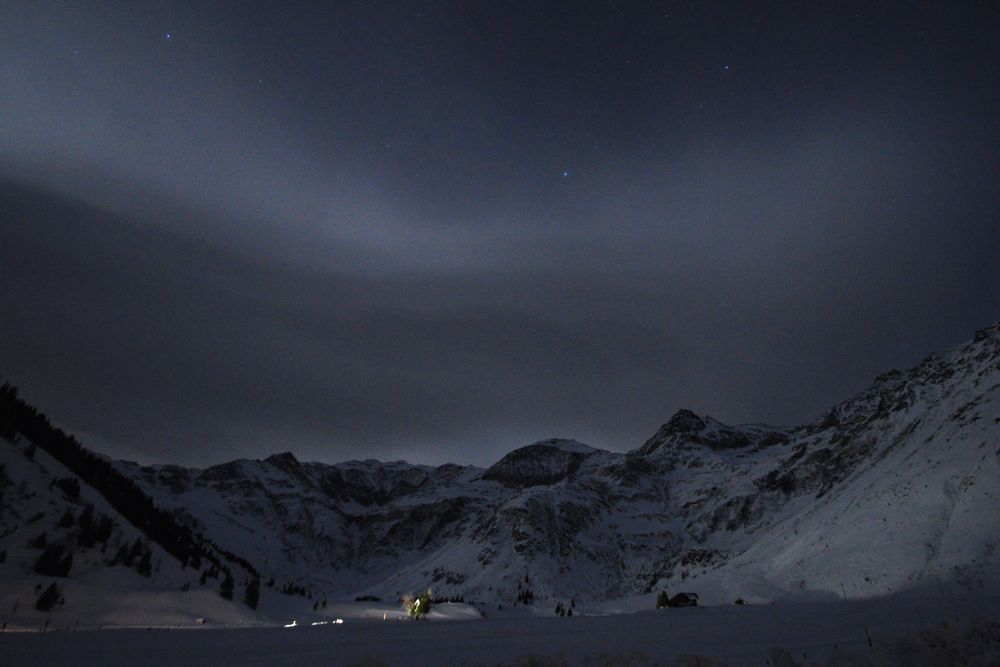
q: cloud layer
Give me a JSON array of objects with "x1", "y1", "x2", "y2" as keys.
[{"x1": 2, "y1": 2, "x2": 998, "y2": 465}]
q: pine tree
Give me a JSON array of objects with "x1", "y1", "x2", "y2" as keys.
[
  {"x1": 112, "y1": 543, "x2": 129, "y2": 566},
  {"x1": 95, "y1": 515, "x2": 113, "y2": 543},
  {"x1": 656, "y1": 590, "x2": 669, "y2": 609},
  {"x1": 54, "y1": 477, "x2": 80, "y2": 500},
  {"x1": 220, "y1": 572, "x2": 234, "y2": 600},
  {"x1": 129, "y1": 538, "x2": 144, "y2": 560},
  {"x1": 34, "y1": 544, "x2": 73, "y2": 577},
  {"x1": 77, "y1": 504, "x2": 97, "y2": 547},
  {"x1": 136, "y1": 547, "x2": 152, "y2": 577},
  {"x1": 57, "y1": 508, "x2": 75, "y2": 528},
  {"x1": 35, "y1": 583, "x2": 61, "y2": 611},
  {"x1": 244, "y1": 578, "x2": 260, "y2": 609}
]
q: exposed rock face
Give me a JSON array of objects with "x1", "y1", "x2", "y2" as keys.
[
  {"x1": 481, "y1": 439, "x2": 605, "y2": 487},
  {"x1": 636, "y1": 409, "x2": 790, "y2": 458},
  {"x1": 118, "y1": 322, "x2": 1000, "y2": 604}
]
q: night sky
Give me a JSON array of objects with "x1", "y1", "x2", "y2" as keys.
[{"x1": 2, "y1": 2, "x2": 998, "y2": 467}]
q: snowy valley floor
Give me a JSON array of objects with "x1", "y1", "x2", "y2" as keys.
[{"x1": 2, "y1": 593, "x2": 1000, "y2": 666}]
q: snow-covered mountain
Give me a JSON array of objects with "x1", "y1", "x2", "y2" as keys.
[
  {"x1": 0, "y1": 429, "x2": 265, "y2": 628},
  {"x1": 2, "y1": 321, "x2": 998, "y2": 624},
  {"x1": 115, "y1": 321, "x2": 1000, "y2": 606}
]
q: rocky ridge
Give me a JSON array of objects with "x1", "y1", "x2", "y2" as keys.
[{"x1": 111, "y1": 322, "x2": 1000, "y2": 605}]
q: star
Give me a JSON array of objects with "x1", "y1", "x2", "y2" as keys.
[
  {"x1": 562, "y1": 171, "x2": 569, "y2": 177},
  {"x1": 164, "y1": 32, "x2": 173, "y2": 40}
]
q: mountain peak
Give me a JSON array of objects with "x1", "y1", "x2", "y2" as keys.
[
  {"x1": 527, "y1": 438, "x2": 600, "y2": 454},
  {"x1": 4, "y1": 319, "x2": 999, "y2": 615},
  {"x1": 481, "y1": 439, "x2": 604, "y2": 487},
  {"x1": 633, "y1": 410, "x2": 789, "y2": 457},
  {"x1": 264, "y1": 451, "x2": 299, "y2": 467},
  {"x1": 664, "y1": 409, "x2": 708, "y2": 434}
]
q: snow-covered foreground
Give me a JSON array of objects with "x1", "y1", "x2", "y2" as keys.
[{"x1": 3, "y1": 594, "x2": 999, "y2": 666}]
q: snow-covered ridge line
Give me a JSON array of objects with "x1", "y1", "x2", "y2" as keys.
[
  {"x1": 110, "y1": 321, "x2": 1000, "y2": 606},
  {"x1": 3, "y1": 321, "x2": 998, "y2": 621}
]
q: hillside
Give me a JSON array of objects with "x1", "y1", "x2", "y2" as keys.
[
  {"x1": 119, "y1": 322, "x2": 1000, "y2": 607},
  {"x1": 2, "y1": 322, "x2": 998, "y2": 625},
  {"x1": 0, "y1": 433, "x2": 263, "y2": 628}
]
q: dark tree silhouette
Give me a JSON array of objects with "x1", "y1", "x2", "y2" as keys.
[
  {"x1": 54, "y1": 476, "x2": 80, "y2": 500},
  {"x1": 244, "y1": 577, "x2": 260, "y2": 609},
  {"x1": 137, "y1": 546, "x2": 153, "y2": 577},
  {"x1": 77, "y1": 504, "x2": 97, "y2": 547},
  {"x1": 57, "y1": 508, "x2": 75, "y2": 528},
  {"x1": 0, "y1": 380, "x2": 262, "y2": 608},
  {"x1": 220, "y1": 572, "x2": 235, "y2": 600},
  {"x1": 35, "y1": 583, "x2": 61, "y2": 611},
  {"x1": 34, "y1": 544, "x2": 73, "y2": 577}
]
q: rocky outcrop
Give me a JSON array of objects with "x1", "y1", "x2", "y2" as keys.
[{"x1": 481, "y1": 439, "x2": 603, "y2": 487}]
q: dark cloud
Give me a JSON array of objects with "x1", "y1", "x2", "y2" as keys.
[{"x1": 1, "y1": 2, "x2": 998, "y2": 466}]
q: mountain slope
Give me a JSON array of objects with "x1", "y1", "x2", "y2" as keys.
[
  {"x1": 117, "y1": 322, "x2": 1000, "y2": 606},
  {"x1": 0, "y1": 434, "x2": 265, "y2": 628},
  {"x1": 0, "y1": 384, "x2": 274, "y2": 627},
  {"x1": 4, "y1": 322, "x2": 998, "y2": 618}
]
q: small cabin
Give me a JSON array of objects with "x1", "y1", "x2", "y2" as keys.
[{"x1": 668, "y1": 592, "x2": 698, "y2": 607}]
